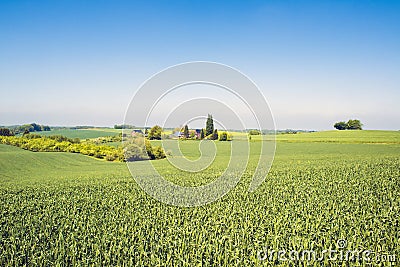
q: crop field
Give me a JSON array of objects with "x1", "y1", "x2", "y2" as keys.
[
  {"x1": 0, "y1": 131, "x2": 399, "y2": 266},
  {"x1": 257, "y1": 130, "x2": 400, "y2": 144},
  {"x1": 36, "y1": 128, "x2": 121, "y2": 139}
]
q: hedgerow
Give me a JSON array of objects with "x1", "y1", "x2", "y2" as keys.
[
  {"x1": 0, "y1": 134, "x2": 166, "y2": 162},
  {"x1": 0, "y1": 135, "x2": 124, "y2": 161}
]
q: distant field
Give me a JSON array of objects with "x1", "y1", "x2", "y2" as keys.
[
  {"x1": 1, "y1": 136, "x2": 399, "y2": 265},
  {"x1": 36, "y1": 128, "x2": 121, "y2": 139},
  {"x1": 243, "y1": 130, "x2": 400, "y2": 144},
  {"x1": 35, "y1": 129, "x2": 400, "y2": 144}
]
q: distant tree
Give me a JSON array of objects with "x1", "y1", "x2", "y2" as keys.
[
  {"x1": 30, "y1": 123, "x2": 42, "y2": 132},
  {"x1": 19, "y1": 124, "x2": 34, "y2": 133},
  {"x1": 212, "y1": 129, "x2": 218, "y2": 140},
  {"x1": 114, "y1": 124, "x2": 135, "y2": 129},
  {"x1": 346, "y1": 119, "x2": 363, "y2": 130},
  {"x1": 334, "y1": 119, "x2": 363, "y2": 130},
  {"x1": 148, "y1": 125, "x2": 162, "y2": 140},
  {"x1": 23, "y1": 129, "x2": 30, "y2": 136},
  {"x1": 206, "y1": 114, "x2": 214, "y2": 136},
  {"x1": 334, "y1": 121, "x2": 347, "y2": 130},
  {"x1": 183, "y1": 125, "x2": 189, "y2": 138},
  {"x1": 41, "y1": 125, "x2": 51, "y2": 131},
  {"x1": 200, "y1": 128, "x2": 205, "y2": 139},
  {"x1": 248, "y1": 129, "x2": 261, "y2": 135},
  {"x1": 0, "y1": 128, "x2": 13, "y2": 136}
]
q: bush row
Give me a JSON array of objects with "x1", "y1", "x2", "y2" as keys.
[
  {"x1": 0, "y1": 135, "x2": 123, "y2": 161},
  {"x1": 0, "y1": 134, "x2": 167, "y2": 162}
]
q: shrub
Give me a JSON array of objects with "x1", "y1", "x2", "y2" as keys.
[
  {"x1": 219, "y1": 132, "x2": 232, "y2": 141},
  {"x1": 219, "y1": 132, "x2": 228, "y2": 141},
  {"x1": 152, "y1": 146, "x2": 166, "y2": 159}
]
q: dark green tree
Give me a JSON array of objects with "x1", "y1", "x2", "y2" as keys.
[
  {"x1": 41, "y1": 125, "x2": 51, "y2": 131},
  {"x1": 212, "y1": 129, "x2": 218, "y2": 140},
  {"x1": 183, "y1": 125, "x2": 189, "y2": 138},
  {"x1": 200, "y1": 128, "x2": 205, "y2": 139},
  {"x1": 206, "y1": 114, "x2": 214, "y2": 136},
  {"x1": 0, "y1": 128, "x2": 13, "y2": 136},
  {"x1": 30, "y1": 123, "x2": 42, "y2": 131},
  {"x1": 334, "y1": 121, "x2": 347, "y2": 130}
]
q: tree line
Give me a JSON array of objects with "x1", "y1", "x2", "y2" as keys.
[
  {"x1": 4, "y1": 123, "x2": 51, "y2": 134},
  {"x1": 175, "y1": 114, "x2": 232, "y2": 141}
]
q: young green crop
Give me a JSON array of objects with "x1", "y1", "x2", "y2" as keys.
[{"x1": 0, "y1": 132, "x2": 399, "y2": 266}]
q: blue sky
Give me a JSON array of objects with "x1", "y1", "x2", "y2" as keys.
[{"x1": 0, "y1": 0, "x2": 399, "y2": 130}]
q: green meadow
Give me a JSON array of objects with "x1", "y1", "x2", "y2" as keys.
[
  {"x1": 0, "y1": 130, "x2": 399, "y2": 265},
  {"x1": 36, "y1": 128, "x2": 121, "y2": 139}
]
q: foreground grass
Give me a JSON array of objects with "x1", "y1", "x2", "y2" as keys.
[{"x1": 0, "y1": 139, "x2": 399, "y2": 266}]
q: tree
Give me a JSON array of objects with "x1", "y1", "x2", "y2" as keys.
[
  {"x1": 41, "y1": 125, "x2": 51, "y2": 131},
  {"x1": 30, "y1": 123, "x2": 42, "y2": 132},
  {"x1": 346, "y1": 119, "x2": 363, "y2": 130},
  {"x1": 206, "y1": 114, "x2": 214, "y2": 136},
  {"x1": 0, "y1": 128, "x2": 13, "y2": 136},
  {"x1": 114, "y1": 124, "x2": 135, "y2": 129},
  {"x1": 148, "y1": 125, "x2": 162, "y2": 140},
  {"x1": 183, "y1": 125, "x2": 189, "y2": 138},
  {"x1": 334, "y1": 119, "x2": 363, "y2": 130},
  {"x1": 200, "y1": 128, "x2": 205, "y2": 139},
  {"x1": 212, "y1": 129, "x2": 218, "y2": 140},
  {"x1": 334, "y1": 121, "x2": 347, "y2": 130}
]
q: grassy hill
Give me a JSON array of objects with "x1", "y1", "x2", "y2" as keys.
[{"x1": 0, "y1": 144, "x2": 128, "y2": 184}]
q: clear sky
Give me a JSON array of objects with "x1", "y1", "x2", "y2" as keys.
[{"x1": 0, "y1": 0, "x2": 399, "y2": 130}]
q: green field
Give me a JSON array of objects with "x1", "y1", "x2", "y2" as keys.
[
  {"x1": 36, "y1": 128, "x2": 121, "y2": 139},
  {"x1": 274, "y1": 130, "x2": 400, "y2": 144},
  {"x1": 0, "y1": 131, "x2": 399, "y2": 265},
  {"x1": 221, "y1": 130, "x2": 400, "y2": 144}
]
